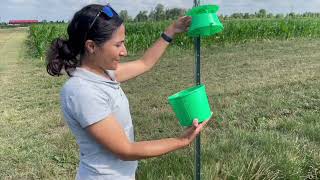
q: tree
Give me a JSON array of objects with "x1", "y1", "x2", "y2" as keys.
[
  {"x1": 154, "y1": 4, "x2": 165, "y2": 20},
  {"x1": 257, "y1": 9, "x2": 267, "y2": 18},
  {"x1": 134, "y1": 11, "x2": 148, "y2": 22},
  {"x1": 148, "y1": 10, "x2": 155, "y2": 21},
  {"x1": 243, "y1": 12, "x2": 250, "y2": 19},
  {"x1": 267, "y1": 13, "x2": 273, "y2": 18},
  {"x1": 165, "y1": 8, "x2": 186, "y2": 20},
  {"x1": 230, "y1": 12, "x2": 243, "y2": 19},
  {"x1": 288, "y1": 12, "x2": 295, "y2": 18},
  {"x1": 275, "y1": 14, "x2": 284, "y2": 19},
  {"x1": 119, "y1": 10, "x2": 132, "y2": 22}
]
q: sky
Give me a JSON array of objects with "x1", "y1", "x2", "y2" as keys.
[{"x1": 1, "y1": 0, "x2": 320, "y2": 22}]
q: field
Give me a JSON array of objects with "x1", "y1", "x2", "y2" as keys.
[
  {"x1": 27, "y1": 18, "x2": 320, "y2": 59},
  {"x1": 0, "y1": 20, "x2": 320, "y2": 179}
]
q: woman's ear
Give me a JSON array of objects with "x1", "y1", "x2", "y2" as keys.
[{"x1": 84, "y1": 40, "x2": 96, "y2": 54}]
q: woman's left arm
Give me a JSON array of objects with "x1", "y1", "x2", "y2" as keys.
[{"x1": 115, "y1": 16, "x2": 191, "y2": 82}]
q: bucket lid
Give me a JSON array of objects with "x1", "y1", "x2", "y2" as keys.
[{"x1": 186, "y1": 5, "x2": 219, "y2": 16}]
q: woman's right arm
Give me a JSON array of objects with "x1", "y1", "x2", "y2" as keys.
[{"x1": 86, "y1": 115, "x2": 209, "y2": 161}]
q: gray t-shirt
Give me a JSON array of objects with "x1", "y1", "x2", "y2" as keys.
[{"x1": 60, "y1": 67, "x2": 138, "y2": 180}]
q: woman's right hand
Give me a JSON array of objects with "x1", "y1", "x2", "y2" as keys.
[{"x1": 178, "y1": 119, "x2": 210, "y2": 147}]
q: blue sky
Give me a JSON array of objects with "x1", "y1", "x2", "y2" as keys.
[{"x1": 0, "y1": 0, "x2": 320, "y2": 22}]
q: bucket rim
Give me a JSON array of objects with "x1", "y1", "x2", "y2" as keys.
[
  {"x1": 168, "y1": 84, "x2": 205, "y2": 100},
  {"x1": 188, "y1": 24, "x2": 224, "y2": 37}
]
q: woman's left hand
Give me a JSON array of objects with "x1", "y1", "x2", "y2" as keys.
[{"x1": 165, "y1": 16, "x2": 192, "y2": 37}]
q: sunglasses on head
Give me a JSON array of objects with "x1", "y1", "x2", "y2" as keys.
[{"x1": 85, "y1": 4, "x2": 119, "y2": 40}]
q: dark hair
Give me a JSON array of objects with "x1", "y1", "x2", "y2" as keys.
[{"x1": 46, "y1": 4, "x2": 123, "y2": 76}]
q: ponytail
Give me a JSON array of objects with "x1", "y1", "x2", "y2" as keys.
[{"x1": 46, "y1": 38, "x2": 79, "y2": 76}]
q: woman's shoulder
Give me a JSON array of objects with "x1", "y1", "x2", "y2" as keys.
[
  {"x1": 60, "y1": 76, "x2": 112, "y2": 101},
  {"x1": 60, "y1": 77, "x2": 94, "y2": 97}
]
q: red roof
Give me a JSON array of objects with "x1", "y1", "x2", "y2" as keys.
[{"x1": 9, "y1": 20, "x2": 39, "y2": 24}]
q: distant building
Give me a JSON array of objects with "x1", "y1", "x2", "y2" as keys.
[{"x1": 8, "y1": 20, "x2": 39, "y2": 25}]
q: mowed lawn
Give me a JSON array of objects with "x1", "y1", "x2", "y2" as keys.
[{"x1": 0, "y1": 28, "x2": 319, "y2": 179}]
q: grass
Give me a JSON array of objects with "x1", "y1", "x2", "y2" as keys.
[{"x1": 0, "y1": 28, "x2": 319, "y2": 179}]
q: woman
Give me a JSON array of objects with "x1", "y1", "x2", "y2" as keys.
[{"x1": 46, "y1": 4, "x2": 209, "y2": 180}]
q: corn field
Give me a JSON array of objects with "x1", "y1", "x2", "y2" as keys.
[
  {"x1": 27, "y1": 18, "x2": 320, "y2": 59},
  {"x1": 26, "y1": 24, "x2": 67, "y2": 59}
]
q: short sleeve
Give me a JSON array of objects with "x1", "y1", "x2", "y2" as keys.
[{"x1": 67, "y1": 89, "x2": 113, "y2": 128}]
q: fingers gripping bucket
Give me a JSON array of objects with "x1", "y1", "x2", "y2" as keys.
[
  {"x1": 187, "y1": 5, "x2": 224, "y2": 37},
  {"x1": 168, "y1": 85, "x2": 212, "y2": 126}
]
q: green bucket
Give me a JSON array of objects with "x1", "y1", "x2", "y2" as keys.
[
  {"x1": 168, "y1": 85, "x2": 212, "y2": 126},
  {"x1": 186, "y1": 5, "x2": 224, "y2": 37}
]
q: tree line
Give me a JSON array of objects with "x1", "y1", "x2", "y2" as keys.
[
  {"x1": 120, "y1": 4, "x2": 186, "y2": 22},
  {"x1": 120, "y1": 4, "x2": 320, "y2": 22}
]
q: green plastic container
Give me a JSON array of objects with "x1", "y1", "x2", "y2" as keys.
[
  {"x1": 168, "y1": 85, "x2": 212, "y2": 126},
  {"x1": 186, "y1": 5, "x2": 224, "y2": 37}
]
